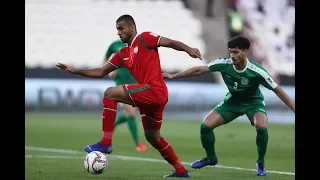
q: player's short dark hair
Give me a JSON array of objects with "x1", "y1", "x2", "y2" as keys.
[
  {"x1": 228, "y1": 36, "x2": 250, "y2": 50},
  {"x1": 116, "y1": 14, "x2": 136, "y2": 28}
]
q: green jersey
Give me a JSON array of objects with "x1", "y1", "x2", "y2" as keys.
[
  {"x1": 208, "y1": 57, "x2": 278, "y2": 103},
  {"x1": 105, "y1": 40, "x2": 126, "y2": 59},
  {"x1": 105, "y1": 40, "x2": 137, "y2": 85}
]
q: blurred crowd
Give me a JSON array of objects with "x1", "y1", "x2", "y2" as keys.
[{"x1": 226, "y1": 0, "x2": 295, "y2": 83}]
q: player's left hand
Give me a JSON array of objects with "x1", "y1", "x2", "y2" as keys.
[
  {"x1": 187, "y1": 48, "x2": 202, "y2": 60},
  {"x1": 162, "y1": 72, "x2": 175, "y2": 80}
]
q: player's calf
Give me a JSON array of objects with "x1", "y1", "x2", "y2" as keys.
[
  {"x1": 85, "y1": 86, "x2": 132, "y2": 154},
  {"x1": 192, "y1": 120, "x2": 220, "y2": 169},
  {"x1": 251, "y1": 112, "x2": 268, "y2": 176},
  {"x1": 144, "y1": 129, "x2": 188, "y2": 176},
  {"x1": 144, "y1": 130, "x2": 160, "y2": 145}
]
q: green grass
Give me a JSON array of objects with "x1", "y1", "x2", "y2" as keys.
[{"x1": 25, "y1": 113, "x2": 295, "y2": 180}]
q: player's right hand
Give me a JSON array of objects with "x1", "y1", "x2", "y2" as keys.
[
  {"x1": 187, "y1": 48, "x2": 202, "y2": 60},
  {"x1": 162, "y1": 72, "x2": 175, "y2": 80},
  {"x1": 56, "y1": 63, "x2": 75, "y2": 74}
]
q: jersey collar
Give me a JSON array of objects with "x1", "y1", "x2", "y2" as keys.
[
  {"x1": 129, "y1": 34, "x2": 139, "y2": 47},
  {"x1": 233, "y1": 58, "x2": 249, "y2": 73}
]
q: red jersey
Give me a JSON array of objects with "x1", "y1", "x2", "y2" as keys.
[{"x1": 108, "y1": 31, "x2": 167, "y2": 91}]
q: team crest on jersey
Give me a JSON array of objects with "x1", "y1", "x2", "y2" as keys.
[
  {"x1": 134, "y1": 46, "x2": 138, "y2": 53},
  {"x1": 241, "y1": 77, "x2": 249, "y2": 85}
]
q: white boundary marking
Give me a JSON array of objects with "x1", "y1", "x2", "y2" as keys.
[{"x1": 25, "y1": 146, "x2": 295, "y2": 176}]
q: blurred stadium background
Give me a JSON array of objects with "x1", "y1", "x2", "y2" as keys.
[{"x1": 25, "y1": 0, "x2": 295, "y2": 180}]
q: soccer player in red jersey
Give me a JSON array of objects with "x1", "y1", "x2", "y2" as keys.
[{"x1": 56, "y1": 14, "x2": 202, "y2": 177}]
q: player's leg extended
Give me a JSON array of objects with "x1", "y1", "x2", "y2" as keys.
[
  {"x1": 247, "y1": 107, "x2": 268, "y2": 176},
  {"x1": 123, "y1": 104, "x2": 148, "y2": 152},
  {"x1": 84, "y1": 86, "x2": 133, "y2": 154},
  {"x1": 140, "y1": 106, "x2": 190, "y2": 178},
  {"x1": 191, "y1": 101, "x2": 240, "y2": 169},
  {"x1": 122, "y1": 84, "x2": 188, "y2": 177}
]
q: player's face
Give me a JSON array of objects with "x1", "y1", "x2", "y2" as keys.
[
  {"x1": 229, "y1": 48, "x2": 247, "y2": 65},
  {"x1": 116, "y1": 21, "x2": 134, "y2": 43}
]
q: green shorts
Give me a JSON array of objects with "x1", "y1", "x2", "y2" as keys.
[
  {"x1": 114, "y1": 79, "x2": 137, "y2": 86},
  {"x1": 213, "y1": 99, "x2": 267, "y2": 125}
]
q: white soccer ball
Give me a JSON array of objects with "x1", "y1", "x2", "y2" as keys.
[{"x1": 84, "y1": 151, "x2": 108, "y2": 175}]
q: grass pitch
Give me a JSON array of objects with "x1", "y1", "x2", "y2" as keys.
[{"x1": 25, "y1": 113, "x2": 294, "y2": 180}]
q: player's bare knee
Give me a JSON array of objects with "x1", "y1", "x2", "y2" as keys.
[
  {"x1": 103, "y1": 87, "x2": 114, "y2": 99},
  {"x1": 104, "y1": 86, "x2": 131, "y2": 104},
  {"x1": 203, "y1": 111, "x2": 224, "y2": 129},
  {"x1": 253, "y1": 112, "x2": 268, "y2": 129},
  {"x1": 202, "y1": 118, "x2": 212, "y2": 128},
  {"x1": 254, "y1": 121, "x2": 267, "y2": 129}
]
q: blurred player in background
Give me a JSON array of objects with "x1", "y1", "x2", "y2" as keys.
[
  {"x1": 104, "y1": 40, "x2": 148, "y2": 152},
  {"x1": 57, "y1": 14, "x2": 202, "y2": 178},
  {"x1": 163, "y1": 36, "x2": 295, "y2": 177}
]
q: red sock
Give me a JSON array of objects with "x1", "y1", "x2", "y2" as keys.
[
  {"x1": 151, "y1": 137, "x2": 186, "y2": 174},
  {"x1": 101, "y1": 98, "x2": 117, "y2": 146}
]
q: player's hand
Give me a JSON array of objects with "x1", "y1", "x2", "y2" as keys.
[
  {"x1": 56, "y1": 63, "x2": 75, "y2": 74},
  {"x1": 187, "y1": 48, "x2": 202, "y2": 60},
  {"x1": 162, "y1": 72, "x2": 175, "y2": 80}
]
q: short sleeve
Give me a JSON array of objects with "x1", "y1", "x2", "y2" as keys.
[
  {"x1": 140, "y1": 31, "x2": 162, "y2": 48},
  {"x1": 260, "y1": 71, "x2": 278, "y2": 90},
  {"x1": 107, "y1": 52, "x2": 122, "y2": 68},
  {"x1": 207, "y1": 58, "x2": 231, "y2": 72}
]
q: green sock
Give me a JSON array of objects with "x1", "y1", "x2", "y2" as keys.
[
  {"x1": 126, "y1": 116, "x2": 139, "y2": 145},
  {"x1": 200, "y1": 122, "x2": 217, "y2": 160},
  {"x1": 114, "y1": 112, "x2": 127, "y2": 126},
  {"x1": 256, "y1": 128, "x2": 269, "y2": 163}
]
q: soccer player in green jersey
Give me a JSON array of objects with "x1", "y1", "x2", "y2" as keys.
[
  {"x1": 162, "y1": 36, "x2": 295, "y2": 176},
  {"x1": 104, "y1": 40, "x2": 148, "y2": 152}
]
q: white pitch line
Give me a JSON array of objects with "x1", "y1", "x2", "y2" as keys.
[
  {"x1": 25, "y1": 155, "x2": 84, "y2": 159},
  {"x1": 25, "y1": 146, "x2": 295, "y2": 176},
  {"x1": 26, "y1": 146, "x2": 80, "y2": 154}
]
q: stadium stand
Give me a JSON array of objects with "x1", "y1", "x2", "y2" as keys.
[
  {"x1": 236, "y1": 0, "x2": 295, "y2": 78},
  {"x1": 25, "y1": 0, "x2": 294, "y2": 85},
  {"x1": 25, "y1": 0, "x2": 206, "y2": 72}
]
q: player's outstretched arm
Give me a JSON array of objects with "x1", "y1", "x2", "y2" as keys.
[
  {"x1": 159, "y1": 37, "x2": 202, "y2": 60},
  {"x1": 141, "y1": 31, "x2": 202, "y2": 59},
  {"x1": 163, "y1": 66, "x2": 209, "y2": 80},
  {"x1": 56, "y1": 62, "x2": 116, "y2": 78},
  {"x1": 273, "y1": 86, "x2": 295, "y2": 113},
  {"x1": 57, "y1": 50, "x2": 122, "y2": 78}
]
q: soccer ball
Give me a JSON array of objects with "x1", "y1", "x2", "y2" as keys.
[{"x1": 84, "y1": 151, "x2": 108, "y2": 175}]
